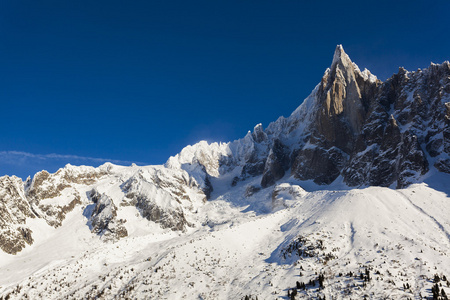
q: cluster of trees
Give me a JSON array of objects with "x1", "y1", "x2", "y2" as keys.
[
  {"x1": 360, "y1": 268, "x2": 371, "y2": 282},
  {"x1": 287, "y1": 273, "x2": 326, "y2": 299},
  {"x1": 432, "y1": 283, "x2": 448, "y2": 300},
  {"x1": 432, "y1": 273, "x2": 448, "y2": 300}
]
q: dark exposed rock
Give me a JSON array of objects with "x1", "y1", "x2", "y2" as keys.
[
  {"x1": 435, "y1": 158, "x2": 450, "y2": 173},
  {"x1": 0, "y1": 176, "x2": 36, "y2": 254},
  {"x1": 242, "y1": 153, "x2": 266, "y2": 178},
  {"x1": 293, "y1": 146, "x2": 346, "y2": 185},
  {"x1": 202, "y1": 175, "x2": 213, "y2": 200},
  {"x1": 88, "y1": 189, "x2": 128, "y2": 241},
  {"x1": 291, "y1": 45, "x2": 379, "y2": 185},
  {"x1": 261, "y1": 139, "x2": 290, "y2": 188},
  {"x1": 288, "y1": 46, "x2": 446, "y2": 187},
  {"x1": 26, "y1": 165, "x2": 109, "y2": 227},
  {"x1": 0, "y1": 227, "x2": 34, "y2": 255},
  {"x1": 245, "y1": 185, "x2": 261, "y2": 197},
  {"x1": 121, "y1": 174, "x2": 190, "y2": 232},
  {"x1": 231, "y1": 176, "x2": 240, "y2": 187},
  {"x1": 252, "y1": 123, "x2": 268, "y2": 143}
]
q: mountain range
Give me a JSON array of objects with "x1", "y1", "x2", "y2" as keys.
[{"x1": 0, "y1": 45, "x2": 449, "y2": 299}]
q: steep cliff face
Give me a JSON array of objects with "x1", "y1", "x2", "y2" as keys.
[
  {"x1": 165, "y1": 45, "x2": 449, "y2": 189},
  {"x1": 221, "y1": 45, "x2": 449, "y2": 188},
  {"x1": 291, "y1": 46, "x2": 379, "y2": 185},
  {"x1": 341, "y1": 60, "x2": 450, "y2": 187},
  {"x1": 87, "y1": 189, "x2": 128, "y2": 241},
  {"x1": 0, "y1": 176, "x2": 35, "y2": 254},
  {"x1": 25, "y1": 164, "x2": 111, "y2": 227}
]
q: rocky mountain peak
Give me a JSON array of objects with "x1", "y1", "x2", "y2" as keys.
[
  {"x1": 331, "y1": 44, "x2": 352, "y2": 70},
  {"x1": 289, "y1": 45, "x2": 447, "y2": 187},
  {"x1": 252, "y1": 123, "x2": 267, "y2": 143},
  {"x1": 311, "y1": 45, "x2": 379, "y2": 155},
  {"x1": 187, "y1": 45, "x2": 449, "y2": 188}
]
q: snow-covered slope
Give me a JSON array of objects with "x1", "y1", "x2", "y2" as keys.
[
  {"x1": 1, "y1": 172, "x2": 449, "y2": 299},
  {"x1": 0, "y1": 45, "x2": 449, "y2": 299}
]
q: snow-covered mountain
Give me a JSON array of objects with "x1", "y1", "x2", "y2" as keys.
[{"x1": 0, "y1": 45, "x2": 449, "y2": 299}]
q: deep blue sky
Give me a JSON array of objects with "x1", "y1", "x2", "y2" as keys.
[{"x1": 1, "y1": 0, "x2": 450, "y2": 179}]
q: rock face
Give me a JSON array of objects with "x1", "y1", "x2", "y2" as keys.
[
  {"x1": 88, "y1": 189, "x2": 128, "y2": 241},
  {"x1": 164, "y1": 46, "x2": 449, "y2": 190},
  {"x1": 0, "y1": 176, "x2": 35, "y2": 254},
  {"x1": 291, "y1": 46, "x2": 379, "y2": 185},
  {"x1": 121, "y1": 171, "x2": 191, "y2": 232},
  {"x1": 228, "y1": 45, "x2": 448, "y2": 188},
  {"x1": 288, "y1": 45, "x2": 435, "y2": 187},
  {"x1": 25, "y1": 165, "x2": 110, "y2": 227},
  {"x1": 261, "y1": 139, "x2": 290, "y2": 188}
]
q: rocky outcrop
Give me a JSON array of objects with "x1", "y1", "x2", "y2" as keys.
[
  {"x1": 291, "y1": 45, "x2": 380, "y2": 185},
  {"x1": 271, "y1": 183, "x2": 307, "y2": 210},
  {"x1": 121, "y1": 173, "x2": 191, "y2": 232},
  {"x1": 287, "y1": 46, "x2": 447, "y2": 187},
  {"x1": 25, "y1": 165, "x2": 110, "y2": 227},
  {"x1": 0, "y1": 176, "x2": 35, "y2": 254},
  {"x1": 171, "y1": 47, "x2": 449, "y2": 189},
  {"x1": 261, "y1": 139, "x2": 290, "y2": 188},
  {"x1": 87, "y1": 189, "x2": 128, "y2": 241}
]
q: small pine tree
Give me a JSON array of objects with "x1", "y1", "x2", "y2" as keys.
[
  {"x1": 365, "y1": 268, "x2": 371, "y2": 281},
  {"x1": 434, "y1": 274, "x2": 441, "y2": 283},
  {"x1": 432, "y1": 283, "x2": 440, "y2": 300},
  {"x1": 290, "y1": 288, "x2": 297, "y2": 300},
  {"x1": 318, "y1": 273, "x2": 325, "y2": 289}
]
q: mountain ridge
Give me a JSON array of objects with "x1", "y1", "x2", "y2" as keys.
[
  {"x1": 167, "y1": 45, "x2": 449, "y2": 189},
  {"x1": 0, "y1": 45, "x2": 449, "y2": 299},
  {"x1": 1, "y1": 45, "x2": 449, "y2": 255}
]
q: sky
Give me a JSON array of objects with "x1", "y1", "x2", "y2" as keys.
[{"x1": 1, "y1": 0, "x2": 450, "y2": 179}]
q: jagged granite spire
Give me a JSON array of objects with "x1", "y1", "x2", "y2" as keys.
[
  {"x1": 315, "y1": 45, "x2": 375, "y2": 150},
  {"x1": 169, "y1": 45, "x2": 449, "y2": 189}
]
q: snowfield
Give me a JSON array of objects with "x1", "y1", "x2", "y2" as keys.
[{"x1": 0, "y1": 168, "x2": 449, "y2": 300}]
